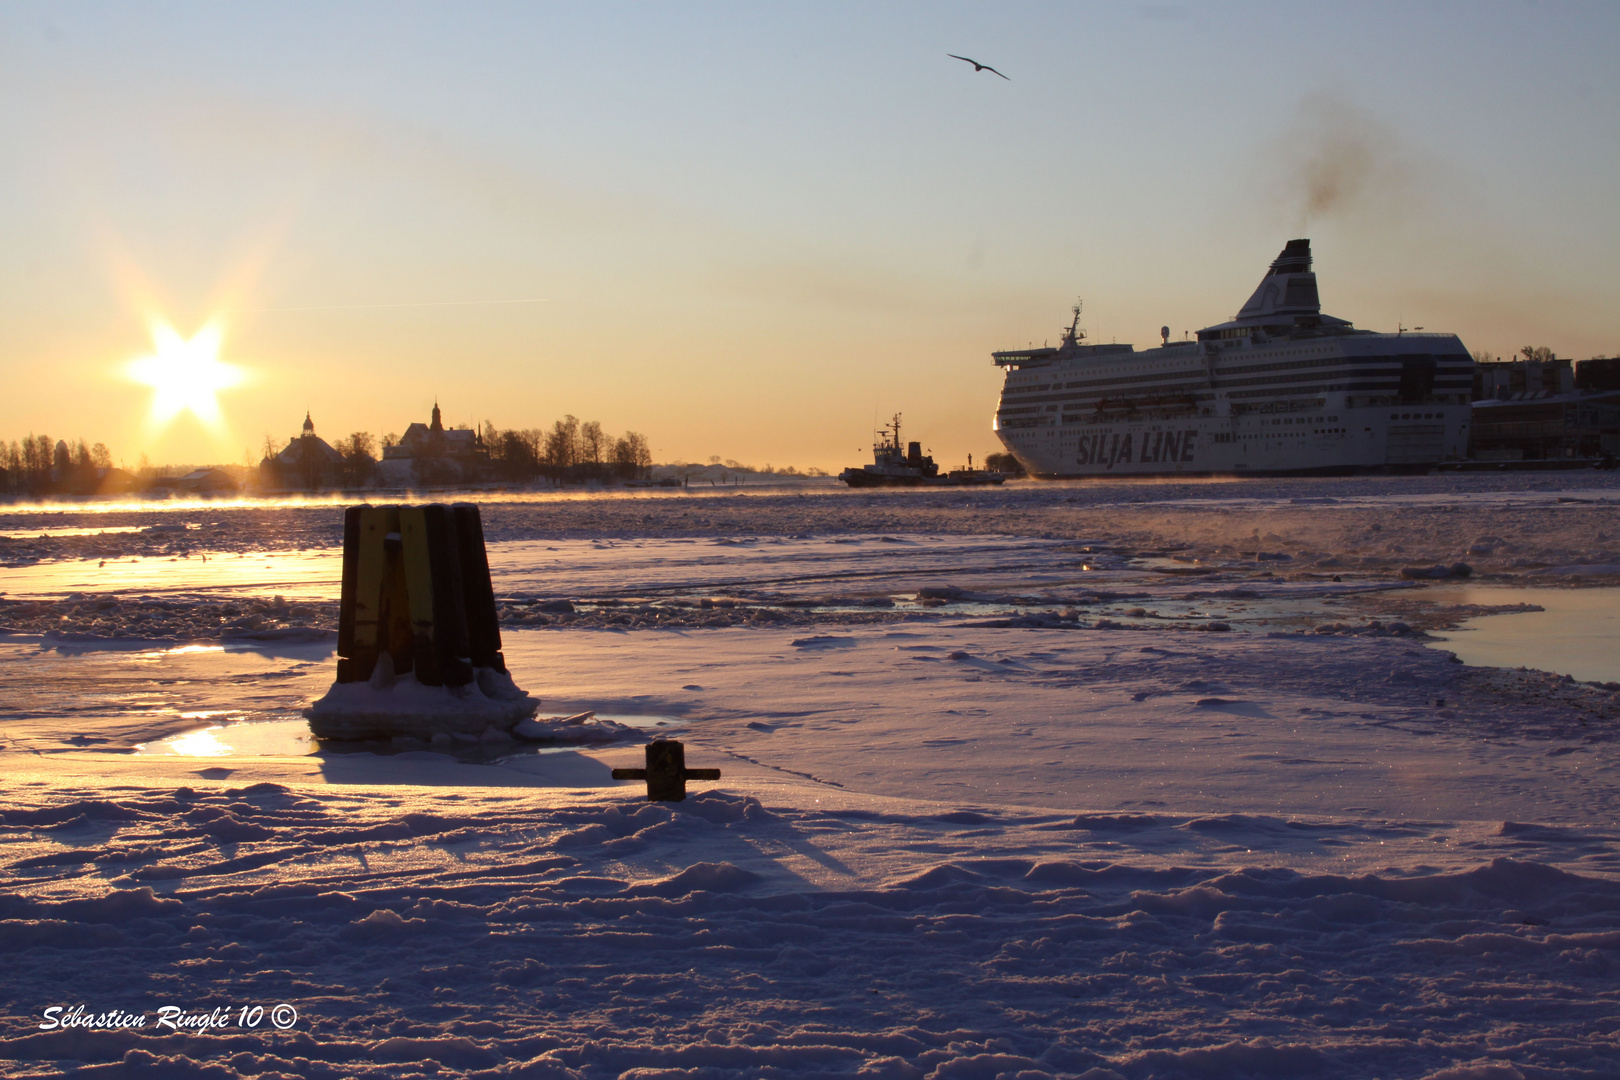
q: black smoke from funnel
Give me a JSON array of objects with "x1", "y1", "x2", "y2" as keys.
[{"x1": 1280, "y1": 92, "x2": 1414, "y2": 231}]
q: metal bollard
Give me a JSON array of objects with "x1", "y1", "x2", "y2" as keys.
[{"x1": 612, "y1": 741, "x2": 721, "y2": 802}]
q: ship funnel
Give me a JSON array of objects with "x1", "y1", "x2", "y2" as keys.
[
  {"x1": 1236, "y1": 238, "x2": 1320, "y2": 322},
  {"x1": 1268, "y1": 238, "x2": 1312, "y2": 276}
]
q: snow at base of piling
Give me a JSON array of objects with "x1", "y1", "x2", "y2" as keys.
[{"x1": 306, "y1": 663, "x2": 540, "y2": 740}]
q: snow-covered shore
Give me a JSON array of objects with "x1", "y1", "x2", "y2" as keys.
[
  {"x1": 6, "y1": 777, "x2": 1619, "y2": 1079},
  {"x1": 2, "y1": 476, "x2": 1619, "y2": 1078}
]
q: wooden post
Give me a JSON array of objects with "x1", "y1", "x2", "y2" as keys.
[
  {"x1": 453, "y1": 502, "x2": 505, "y2": 673},
  {"x1": 334, "y1": 502, "x2": 497, "y2": 688},
  {"x1": 336, "y1": 503, "x2": 364, "y2": 666},
  {"x1": 612, "y1": 741, "x2": 722, "y2": 802},
  {"x1": 422, "y1": 504, "x2": 472, "y2": 687},
  {"x1": 338, "y1": 505, "x2": 389, "y2": 682}
]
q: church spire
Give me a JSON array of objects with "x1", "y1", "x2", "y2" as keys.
[
  {"x1": 303, "y1": 411, "x2": 315, "y2": 434},
  {"x1": 430, "y1": 400, "x2": 443, "y2": 433}
]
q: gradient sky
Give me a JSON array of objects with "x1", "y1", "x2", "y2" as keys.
[{"x1": 2, "y1": 1, "x2": 1616, "y2": 471}]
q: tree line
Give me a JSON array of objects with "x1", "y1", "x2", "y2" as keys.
[
  {"x1": 473, "y1": 415, "x2": 652, "y2": 483},
  {"x1": 264, "y1": 414, "x2": 655, "y2": 487},
  {"x1": 0, "y1": 436, "x2": 117, "y2": 496},
  {"x1": 3, "y1": 411, "x2": 657, "y2": 497}
]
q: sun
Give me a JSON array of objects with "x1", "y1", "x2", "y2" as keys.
[{"x1": 126, "y1": 321, "x2": 245, "y2": 429}]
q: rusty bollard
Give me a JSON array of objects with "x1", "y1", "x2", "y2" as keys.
[{"x1": 612, "y1": 741, "x2": 721, "y2": 802}]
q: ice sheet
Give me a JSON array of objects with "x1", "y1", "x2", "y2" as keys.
[{"x1": 3, "y1": 475, "x2": 1620, "y2": 1078}]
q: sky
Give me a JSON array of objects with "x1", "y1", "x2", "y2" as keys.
[{"x1": 1, "y1": 1, "x2": 1617, "y2": 471}]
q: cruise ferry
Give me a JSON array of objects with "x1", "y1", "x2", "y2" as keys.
[{"x1": 991, "y1": 240, "x2": 1474, "y2": 477}]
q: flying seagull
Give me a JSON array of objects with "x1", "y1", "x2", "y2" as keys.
[{"x1": 948, "y1": 54, "x2": 1010, "y2": 80}]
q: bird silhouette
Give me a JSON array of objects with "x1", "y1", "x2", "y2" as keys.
[{"x1": 948, "y1": 54, "x2": 1009, "y2": 80}]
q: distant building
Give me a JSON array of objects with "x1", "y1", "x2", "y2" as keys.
[
  {"x1": 176, "y1": 468, "x2": 238, "y2": 495},
  {"x1": 1577, "y1": 357, "x2": 1620, "y2": 394},
  {"x1": 95, "y1": 468, "x2": 139, "y2": 495},
  {"x1": 1470, "y1": 356, "x2": 1620, "y2": 461},
  {"x1": 1474, "y1": 357, "x2": 1574, "y2": 400},
  {"x1": 261, "y1": 412, "x2": 344, "y2": 490},
  {"x1": 378, "y1": 402, "x2": 489, "y2": 486}
]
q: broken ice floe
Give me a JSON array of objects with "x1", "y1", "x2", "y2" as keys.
[
  {"x1": 512, "y1": 711, "x2": 638, "y2": 743},
  {"x1": 1399, "y1": 562, "x2": 1473, "y2": 579}
]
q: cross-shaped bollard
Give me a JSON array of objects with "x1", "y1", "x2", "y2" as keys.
[{"x1": 612, "y1": 740, "x2": 721, "y2": 802}]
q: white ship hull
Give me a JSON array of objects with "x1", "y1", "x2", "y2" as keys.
[{"x1": 991, "y1": 241, "x2": 1474, "y2": 477}]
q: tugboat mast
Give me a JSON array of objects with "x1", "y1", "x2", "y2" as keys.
[{"x1": 877, "y1": 413, "x2": 904, "y2": 453}]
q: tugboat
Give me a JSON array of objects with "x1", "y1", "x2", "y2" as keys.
[{"x1": 839, "y1": 415, "x2": 1006, "y2": 487}]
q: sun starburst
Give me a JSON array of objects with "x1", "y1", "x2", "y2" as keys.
[{"x1": 126, "y1": 321, "x2": 244, "y2": 430}]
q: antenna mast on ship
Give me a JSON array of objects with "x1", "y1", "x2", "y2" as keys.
[
  {"x1": 1061, "y1": 299, "x2": 1085, "y2": 347},
  {"x1": 876, "y1": 413, "x2": 903, "y2": 453}
]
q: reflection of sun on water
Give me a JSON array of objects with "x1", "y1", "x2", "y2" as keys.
[
  {"x1": 126, "y1": 320, "x2": 245, "y2": 430},
  {"x1": 139, "y1": 718, "x2": 315, "y2": 757},
  {"x1": 134, "y1": 645, "x2": 226, "y2": 661},
  {"x1": 166, "y1": 727, "x2": 232, "y2": 756}
]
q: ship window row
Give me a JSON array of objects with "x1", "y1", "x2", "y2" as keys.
[
  {"x1": 1225, "y1": 383, "x2": 1368, "y2": 399},
  {"x1": 1044, "y1": 373, "x2": 1207, "y2": 393},
  {"x1": 1003, "y1": 382, "x2": 1208, "y2": 406},
  {"x1": 1214, "y1": 369, "x2": 1362, "y2": 390},
  {"x1": 1217, "y1": 354, "x2": 1468, "y2": 379},
  {"x1": 1056, "y1": 374, "x2": 1199, "y2": 391},
  {"x1": 1217, "y1": 356, "x2": 1414, "y2": 378},
  {"x1": 1061, "y1": 397, "x2": 1201, "y2": 410},
  {"x1": 1390, "y1": 412, "x2": 1447, "y2": 421},
  {"x1": 1220, "y1": 377, "x2": 1467, "y2": 398},
  {"x1": 1009, "y1": 359, "x2": 1386, "y2": 398},
  {"x1": 1012, "y1": 369, "x2": 1220, "y2": 394},
  {"x1": 1004, "y1": 368, "x2": 1473, "y2": 404},
  {"x1": 1228, "y1": 383, "x2": 1358, "y2": 398},
  {"x1": 1219, "y1": 355, "x2": 1352, "y2": 375},
  {"x1": 1218, "y1": 370, "x2": 1467, "y2": 394}
]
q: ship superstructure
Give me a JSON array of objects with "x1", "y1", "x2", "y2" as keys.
[
  {"x1": 840, "y1": 414, "x2": 940, "y2": 487},
  {"x1": 991, "y1": 240, "x2": 1474, "y2": 477},
  {"x1": 839, "y1": 414, "x2": 1007, "y2": 487}
]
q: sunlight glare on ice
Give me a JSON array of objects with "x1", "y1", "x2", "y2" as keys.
[{"x1": 162, "y1": 727, "x2": 231, "y2": 756}]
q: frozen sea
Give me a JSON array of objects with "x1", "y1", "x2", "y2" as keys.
[{"x1": 1, "y1": 473, "x2": 1619, "y2": 1079}]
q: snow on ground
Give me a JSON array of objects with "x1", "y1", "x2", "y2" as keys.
[
  {"x1": 2, "y1": 476, "x2": 1620, "y2": 1077},
  {"x1": 5, "y1": 779, "x2": 1620, "y2": 1079}
]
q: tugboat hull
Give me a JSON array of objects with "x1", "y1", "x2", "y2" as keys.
[
  {"x1": 839, "y1": 469, "x2": 925, "y2": 487},
  {"x1": 838, "y1": 469, "x2": 1006, "y2": 488}
]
